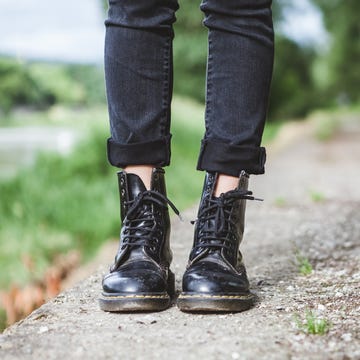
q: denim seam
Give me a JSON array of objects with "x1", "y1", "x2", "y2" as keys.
[
  {"x1": 160, "y1": 37, "x2": 171, "y2": 138},
  {"x1": 204, "y1": 32, "x2": 214, "y2": 139}
]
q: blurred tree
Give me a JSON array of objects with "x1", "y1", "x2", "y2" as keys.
[
  {"x1": 269, "y1": 37, "x2": 317, "y2": 120},
  {"x1": 312, "y1": 0, "x2": 360, "y2": 103},
  {"x1": 101, "y1": 0, "x2": 107, "y2": 12},
  {"x1": 0, "y1": 58, "x2": 54, "y2": 114},
  {"x1": 0, "y1": 58, "x2": 107, "y2": 118},
  {"x1": 268, "y1": 0, "x2": 320, "y2": 120}
]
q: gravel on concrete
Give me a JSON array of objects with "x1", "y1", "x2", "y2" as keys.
[{"x1": 1, "y1": 115, "x2": 359, "y2": 360}]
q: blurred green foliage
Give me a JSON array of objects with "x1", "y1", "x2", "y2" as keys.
[
  {"x1": 269, "y1": 37, "x2": 317, "y2": 120},
  {"x1": 0, "y1": 124, "x2": 115, "y2": 288},
  {"x1": 0, "y1": 58, "x2": 105, "y2": 115},
  {"x1": 312, "y1": 0, "x2": 360, "y2": 104},
  {"x1": 0, "y1": 58, "x2": 53, "y2": 113}
]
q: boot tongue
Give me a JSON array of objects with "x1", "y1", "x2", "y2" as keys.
[
  {"x1": 120, "y1": 173, "x2": 150, "y2": 263},
  {"x1": 126, "y1": 173, "x2": 147, "y2": 201}
]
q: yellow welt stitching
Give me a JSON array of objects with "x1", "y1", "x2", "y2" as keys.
[
  {"x1": 102, "y1": 294, "x2": 169, "y2": 299},
  {"x1": 178, "y1": 294, "x2": 254, "y2": 300}
]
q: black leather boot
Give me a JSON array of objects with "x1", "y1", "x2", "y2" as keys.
[
  {"x1": 99, "y1": 168, "x2": 179, "y2": 312},
  {"x1": 178, "y1": 171, "x2": 258, "y2": 312}
]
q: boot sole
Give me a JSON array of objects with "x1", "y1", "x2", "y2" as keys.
[
  {"x1": 99, "y1": 271, "x2": 175, "y2": 312},
  {"x1": 99, "y1": 293, "x2": 171, "y2": 312},
  {"x1": 177, "y1": 292, "x2": 255, "y2": 312}
]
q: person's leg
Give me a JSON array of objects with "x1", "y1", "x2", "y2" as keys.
[
  {"x1": 100, "y1": 0, "x2": 179, "y2": 312},
  {"x1": 197, "y1": 0, "x2": 274, "y2": 178},
  {"x1": 178, "y1": 0, "x2": 274, "y2": 312},
  {"x1": 105, "y1": 0, "x2": 179, "y2": 170}
]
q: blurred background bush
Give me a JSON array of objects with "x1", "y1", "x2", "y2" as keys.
[{"x1": 0, "y1": 0, "x2": 359, "y2": 329}]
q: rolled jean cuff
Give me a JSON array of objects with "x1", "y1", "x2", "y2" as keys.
[
  {"x1": 107, "y1": 135, "x2": 171, "y2": 168},
  {"x1": 197, "y1": 139, "x2": 266, "y2": 176}
]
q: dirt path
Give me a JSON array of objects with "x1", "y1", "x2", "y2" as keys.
[{"x1": 1, "y1": 114, "x2": 359, "y2": 359}]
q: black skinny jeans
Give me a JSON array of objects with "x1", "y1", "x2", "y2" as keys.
[{"x1": 105, "y1": 0, "x2": 274, "y2": 177}]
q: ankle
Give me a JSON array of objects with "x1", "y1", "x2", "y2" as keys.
[
  {"x1": 124, "y1": 165, "x2": 155, "y2": 190},
  {"x1": 214, "y1": 173, "x2": 239, "y2": 197}
]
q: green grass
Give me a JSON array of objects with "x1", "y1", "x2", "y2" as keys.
[
  {"x1": 0, "y1": 309, "x2": 6, "y2": 332},
  {"x1": 0, "y1": 97, "x2": 281, "y2": 291},
  {"x1": 295, "y1": 310, "x2": 331, "y2": 335},
  {"x1": 309, "y1": 190, "x2": 326, "y2": 203},
  {"x1": 293, "y1": 243, "x2": 313, "y2": 276},
  {"x1": 0, "y1": 128, "x2": 118, "y2": 288},
  {"x1": 274, "y1": 196, "x2": 286, "y2": 207},
  {"x1": 297, "y1": 255, "x2": 313, "y2": 276}
]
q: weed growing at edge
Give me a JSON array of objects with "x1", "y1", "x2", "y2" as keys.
[
  {"x1": 0, "y1": 308, "x2": 6, "y2": 333},
  {"x1": 296, "y1": 253, "x2": 313, "y2": 275},
  {"x1": 295, "y1": 310, "x2": 331, "y2": 335},
  {"x1": 274, "y1": 197, "x2": 286, "y2": 207},
  {"x1": 309, "y1": 190, "x2": 326, "y2": 202},
  {"x1": 292, "y1": 242, "x2": 313, "y2": 276}
]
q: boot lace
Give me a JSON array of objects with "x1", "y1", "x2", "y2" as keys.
[
  {"x1": 121, "y1": 190, "x2": 180, "y2": 250},
  {"x1": 192, "y1": 189, "x2": 261, "y2": 252}
]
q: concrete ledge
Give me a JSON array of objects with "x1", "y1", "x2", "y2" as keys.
[
  {"x1": 1, "y1": 202, "x2": 359, "y2": 360},
  {"x1": 1, "y1": 120, "x2": 360, "y2": 359}
]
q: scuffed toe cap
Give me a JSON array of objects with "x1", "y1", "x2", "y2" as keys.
[
  {"x1": 182, "y1": 259, "x2": 250, "y2": 294},
  {"x1": 102, "y1": 261, "x2": 167, "y2": 294}
]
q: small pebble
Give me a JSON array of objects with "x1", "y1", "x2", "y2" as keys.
[
  {"x1": 38, "y1": 326, "x2": 49, "y2": 334},
  {"x1": 341, "y1": 333, "x2": 352, "y2": 342},
  {"x1": 0, "y1": 341, "x2": 13, "y2": 350}
]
